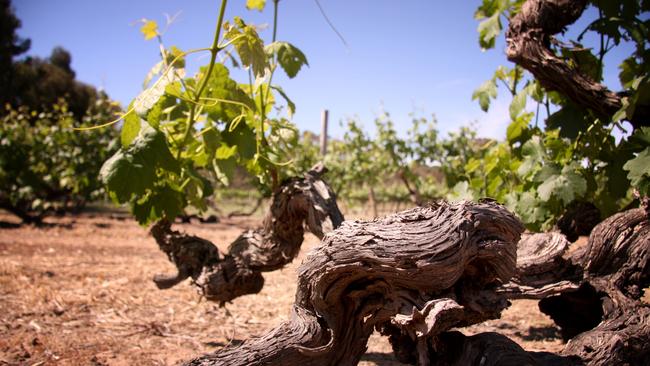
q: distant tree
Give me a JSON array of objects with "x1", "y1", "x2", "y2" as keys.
[
  {"x1": 0, "y1": 0, "x2": 30, "y2": 105},
  {"x1": 11, "y1": 49, "x2": 99, "y2": 118},
  {"x1": 0, "y1": 0, "x2": 120, "y2": 223},
  {"x1": 0, "y1": 0, "x2": 99, "y2": 118}
]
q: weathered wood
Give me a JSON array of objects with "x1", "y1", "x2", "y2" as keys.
[
  {"x1": 510, "y1": 208, "x2": 650, "y2": 365},
  {"x1": 582, "y1": 208, "x2": 649, "y2": 299},
  {"x1": 560, "y1": 278, "x2": 650, "y2": 365},
  {"x1": 514, "y1": 232, "x2": 580, "y2": 286},
  {"x1": 151, "y1": 164, "x2": 344, "y2": 304},
  {"x1": 184, "y1": 200, "x2": 525, "y2": 365},
  {"x1": 505, "y1": 0, "x2": 649, "y2": 129},
  {"x1": 504, "y1": 1, "x2": 650, "y2": 357},
  {"x1": 495, "y1": 232, "x2": 582, "y2": 301},
  {"x1": 320, "y1": 109, "x2": 328, "y2": 156},
  {"x1": 175, "y1": 197, "x2": 649, "y2": 365}
]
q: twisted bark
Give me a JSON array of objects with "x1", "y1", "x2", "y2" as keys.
[
  {"x1": 150, "y1": 164, "x2": 344, "y2": 304},
  {"x1": 175, "y1": 198, "x2": 648, "y2": 365},
  {"x1": 505, "y1": 0, "x2": 649, "y2": 129},
  {"x1": 185, "y1": 200, "x2": 525, "y2": 365},
  {"x1": 504, "y1": 208, "x2": 650, "y2": 364}
]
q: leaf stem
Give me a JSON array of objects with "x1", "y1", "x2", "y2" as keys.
[
  {"x1": 178, "y1": 0, "x2": 229, "y2": 158},
  {"x1": 260, "y1": 0, "x2": 281, "y2": 188}
]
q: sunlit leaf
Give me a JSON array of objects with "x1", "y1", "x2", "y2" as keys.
[
  {"x1": 266, "y1": 42, "x2": 309, "y2": 78},
  {"x1": 472, "y1": 78, "x2": 497, "y2": 111},
  {"x1": 100, "y1": 126, "x2": 179, "y2": 204},
  {"x1": 624, "y1": 147, "x2": 650, "y2": 193},
  {"x1": 223, "y1": 17, "x2": 268, "y2": 77},
  {"x1": 246, "y1": 0, "x2": 266, "y2": 11},
  {"x1": 477, "y1": 13, "x2": 501, "y2": 50},
  {"x1": 140, "y1": 20, "x2": 158, "y2": 41},
  {"x1": 133, "y1": 67, "x2": 185, "y2": 117},
  {"x1": 509, "y1": 87, "x2": 527, "y2": 119},
  {"x1": 121, "y1": 108, "x2": 141, "y2": 147}
]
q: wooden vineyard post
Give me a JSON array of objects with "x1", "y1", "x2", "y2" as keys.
[{"x1": 320, "y1": 109, "x2": 329, "y2": 156}]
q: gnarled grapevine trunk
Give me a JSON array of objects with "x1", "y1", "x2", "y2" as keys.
[
  {"x1": 179, "y1": 196, "x2": 648, "y2": 365},
  {"x1": 503, "y1": 208, "x2": 650, "y2": 365},
  {"x1": 505, "y1": 0, "x2": 649, "y2": 129},
  {"x1": 150, "y1": 164, "x2": 345, "y2": 304},
  {"x1": 184, "y1": 200, "x2": 525, "y2": 365}
]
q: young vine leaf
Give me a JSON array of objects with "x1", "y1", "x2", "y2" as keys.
[
  {"x1": 140, "y1": 20, "x2": 159, "y2": 40},
  {"x1": 223, "y1": 17, "x2": 268, "y2": 77},
  {"x1": 266, "y1": 41, "x2": 309, "y2": 78}
]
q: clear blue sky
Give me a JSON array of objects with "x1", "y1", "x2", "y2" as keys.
[{"x1": 12, "y1": 0, "x2": 633, "y2": 139}]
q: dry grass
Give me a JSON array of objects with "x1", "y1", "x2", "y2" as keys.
[{"x1": 0, "y1": 211, "x2": 564, "y2": 365}]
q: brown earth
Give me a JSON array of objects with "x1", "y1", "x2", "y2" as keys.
[{"x1": 0, "y1": 210, "x2": 565, "y2": 366}]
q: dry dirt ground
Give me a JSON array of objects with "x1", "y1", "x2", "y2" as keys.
[{"x1": 0, "y1": 210, "x2": 566, "y2": 366}]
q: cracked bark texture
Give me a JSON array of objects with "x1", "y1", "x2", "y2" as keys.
[
  {"x1": 503, "y1": 208, "x2": 650, "y2": 365},
  {"x1": 177, "y1": 198, "x2": 648, "y2": 365},
  {"x1": 505, "y1": 0, "x2": 649, "y2": 129},
  {"x1": 184, "y1": 200, "x2": 525, "y2": 365},
  {"x1": 150, "y1": 163, "x2": 344, "y2": 304}
]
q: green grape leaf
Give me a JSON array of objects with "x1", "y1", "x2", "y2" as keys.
[
  {"x1": 133, "y1": 67, "x2": 184, "y2": 117},
  {"x1": 474, "y1": 0, "x2": 509, "y2": 19},
  {"x1": 623, "y1": 147, "x2": 650, "y2": 192},
  {"x1": 619, "y1": 57, "x2": 640, "y2": 89},
  {"x1": 486, "y1": 175, "x2": 504, "y2": 197},
  {"x1": 100, "y1": 127, "x2": 179, "y2": 204},
  {"x1": 145, "y1": 95, "x2": 170, "y2": 130},
  {"x1": 140, "y1": 20, "x2": 158, "y2": 41},
  {"x1": 545, "y1": 102, "x2": 589, "y2": 139},
  {"x1": 165, "y1": 46, "x2": 186, "y2": 68},
  {"x1": 223, "y1": 17, "x2": 268, "y2": 77},
  {"x1": 561, "y1": 46, "x2": 601, "y2": 82},
  {"x1": 213, "y1": 157, "x2": 236, "y2": 186},
  {"x1": 535, "y1": 164, "x2": 560, "y2": 183},
  {"x1": 202, "y1": 127, "x2": 221, "y2": 159},
  {"x1": 518, "y1": 136, "x2": 545, "y2": 177},
  {"x1": 629, "y1": 126, "x2": 650, "y2": 146},
  {"x1": 509, "y1": 87, "x2": 527, "y2": 119},
  {"x1": 222, "y1": 121, "x2": 256, "y2": 159},
  {"x1": 265, "y1": 42, "x2": 309, "y2": 78},
  {"x1": 465, "y1": 158, "x2": 481, "y2": 173},
  {"x1": 529, "y1": 81, "x2": 545, "y2": 103},
  {"x1": 606, "y1": 155, "x2": 634, "y2": 199},
  {"x1": 132, "y1": 185, "x2": 185, "y2": 225},
  {"x1": 246, "y1": 0, "x2": 266, "y2": 11},
  {"x1": 121, "y1": 110, "x2": 141, "y2": 147},
  {"x1": 184, "y1": 167, "x2": 213, "y2": 210},
  {"x1": 506, "y1": 112, "x2": 532, "y2": 143},
  {"x1": 100, "y1": 149, "x2": 152, "y2": 204},
  {"x1": 515, "y1": 191, "x2": 548, "y2": 231},
  {"x1": 477, "y1": 13, "x2": 502, "y2": 50},
  {"x1": 472, "y1": 78, "x2": 497, "y2": 112},
  {"x1": 537, "y1": 164, "x2": 586, "y2": 204},
  {"x1": 216, "y1": 144, "x2": 237, "y2": 160},
  {"x1": 201, "y1": 64, "x2": 255, "y2": 122},
  {"x1": 449, "y1": 181, "x2": 476, "y2": 201}
]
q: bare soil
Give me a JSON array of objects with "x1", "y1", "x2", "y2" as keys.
[{"x1": 0, "y1": 211, "x2": 565, "y2": 365}]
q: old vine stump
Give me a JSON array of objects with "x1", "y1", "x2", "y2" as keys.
[
  {"x1": 181, "y1": 200, "x2": 649, "y2": 366},
  {"x1": 151, "y1": 164, "x2": 344, "y2": 304},
  {"x1": 185, "y1": 200, "x2": 525, "y2": 365}
]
